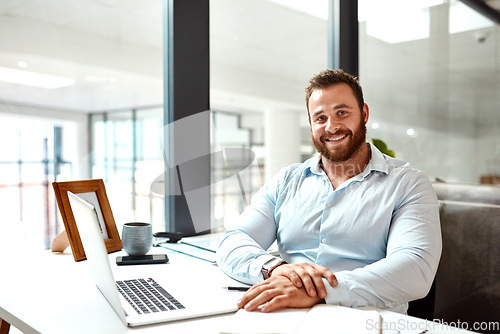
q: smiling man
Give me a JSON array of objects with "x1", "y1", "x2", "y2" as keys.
[{"x1": 216, "y1": 69, "x2": 442, "y2": 314}]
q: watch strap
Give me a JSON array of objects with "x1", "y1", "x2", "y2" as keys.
[{"x1": 261, "y1": 257, "x2": 286, "y2": 279}]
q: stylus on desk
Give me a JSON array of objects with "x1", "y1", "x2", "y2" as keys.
[{"x1": 222, "y1": 286, "x2": 250, "y2": 292}]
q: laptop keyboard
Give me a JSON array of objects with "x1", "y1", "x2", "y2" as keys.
[{"x1": 116, "y1": 278, "x2": 185, "y2": 315}]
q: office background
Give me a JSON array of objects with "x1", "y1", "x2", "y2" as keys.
[
  {"x1": 0, "y1": 0, "x2": 499, "y2": 298},
  {"x1": 1, "y1": 1, "x2": 499, "y2": 333}
]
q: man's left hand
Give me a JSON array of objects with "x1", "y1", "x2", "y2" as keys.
[
  {"x1": 272, "y1": 262, "x2": 337, "y2": 298},
  {"x1": 236, "y1": 276, "x2": 323, "y2": 313}
]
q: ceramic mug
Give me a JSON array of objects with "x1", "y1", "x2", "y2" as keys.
[{"x1": 121, "y1": 222, "x2": 153, "y2": 256}]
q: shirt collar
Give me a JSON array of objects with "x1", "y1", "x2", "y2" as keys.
[
  {"x1": 305, "y1": 154, "x2": 324, "y2": 176},
  {"x1": 366, "y1": 142, "x2": 389, "y2": 175}
]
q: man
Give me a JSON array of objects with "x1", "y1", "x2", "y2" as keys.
[{"x1": 216, "y1": 69, "x2": 441, "y2": 314}]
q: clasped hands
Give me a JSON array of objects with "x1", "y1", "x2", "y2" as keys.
[{"x1": 237, "y1": 263, "x2": 337, "y2": 313}]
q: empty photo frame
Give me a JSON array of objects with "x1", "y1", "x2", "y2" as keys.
[{"x1": 52, "y1": 179, "x2": 122, "y2": 262}]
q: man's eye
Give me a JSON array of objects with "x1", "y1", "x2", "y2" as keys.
[
  {"x1": 316, "y1": 116, "x2": 326, "y2": 121},
  {"x1": 338, "y1": 111, "x2": 348, "y2": 116}
]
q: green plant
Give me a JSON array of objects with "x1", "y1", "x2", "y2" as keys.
[{"x1": 372, "y1": 138, "x2": 395, "y2": 158}]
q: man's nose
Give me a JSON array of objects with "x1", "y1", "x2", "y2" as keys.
[{"x1": 325, "y1": 117, "x2": 339, "y2": 133}]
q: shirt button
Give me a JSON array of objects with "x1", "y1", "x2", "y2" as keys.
[
  {"x1": 326, "y1": 203, "x2": 332, "y2": 208},
  {"x1": 321, "y1": 238, "x2": 327, "y2": 243}
]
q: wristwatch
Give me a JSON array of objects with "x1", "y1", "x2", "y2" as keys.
[{"x1": 261, "y1": 257, "x2": 286, "y2": 279}]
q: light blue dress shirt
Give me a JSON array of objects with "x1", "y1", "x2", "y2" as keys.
[{"x1": 216, "y1": 143, "x2": 442, "y2": 313}]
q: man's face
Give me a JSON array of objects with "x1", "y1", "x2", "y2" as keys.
[{"x1": 308, "y1": 83, "x2": 369, "y2": 162}]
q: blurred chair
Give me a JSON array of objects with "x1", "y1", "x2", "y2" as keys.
[{"x1": 432, "y1": 182, "x2": 500, "y2": 333}]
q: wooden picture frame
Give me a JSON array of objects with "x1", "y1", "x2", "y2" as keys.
[{"x1": 52, "y1": 179, "x2": 122, "y2": 262}]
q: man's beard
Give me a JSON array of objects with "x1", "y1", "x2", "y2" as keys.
[{"x1": 312, "y1": 119, "x2": 367, "y2": 162}]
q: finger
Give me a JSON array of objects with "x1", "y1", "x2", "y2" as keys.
[
  {"x1": 283, "y1": 270, "x2": 302, "y2": 288},
  {"x1": 243, "y1": 288, "x2": 279, "y2": 312},
  {"x1": 259, "y1": 283, "x2": 323, "y2": 312},
  {"x1": 299, "y1": 265, "x2": 328, "y2": 298},
  {"x1": 309, "y1": 265, "x2": 338, "y2": 298},
  {"x1": 293, "y1": 266, "x2": 317, "y2": 297},
  {"x1": 271, "y1": 264, "x2": 303, "y2": 288},
  {"x1": 260, "y1": 294, "x2": 287, "y2": 313},
  {"x1": 237, "y1": 281, "x2": 269, "y2": 309},
  {"x1": 323, "y1": 270, "x2": 338, "y2": 287},
  {"x1": 314, "y1": 265, "x2": 337, "y2": 287},
  {"x1": 237, "y1": 280, "x2": 277, "y2": 310},
  {"x1": 310, "y1": 271, "x2": 328, "y2": 298}
]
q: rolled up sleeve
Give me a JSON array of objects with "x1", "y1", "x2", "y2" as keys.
[{"x1": 216, "y1": 173, "x2": 282, "y2": 284}]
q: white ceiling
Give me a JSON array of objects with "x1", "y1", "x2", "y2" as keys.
[
  {"x1": 0, "y1": 0, "x2": 499, "y2": 133},
  {"x1": 0, "y1": 0, "x2": 163, "y2": 112}
]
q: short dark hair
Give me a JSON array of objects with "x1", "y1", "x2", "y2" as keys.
[{"x1": 305, "y1": 69, "x2": 364, "y2": 116}]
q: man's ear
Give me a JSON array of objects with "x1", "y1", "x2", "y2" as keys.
[{"x1": 362, "y1": 103, "x2": 369, "y2": 124}]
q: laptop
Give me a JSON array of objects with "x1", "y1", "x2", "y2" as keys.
[{"x1": 67, "y1": 191, "x2": 240, "y2": 327}]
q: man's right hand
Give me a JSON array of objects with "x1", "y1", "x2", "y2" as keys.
[{"x1": 271, "y1": 263, "x2": 337, "y2": 299}]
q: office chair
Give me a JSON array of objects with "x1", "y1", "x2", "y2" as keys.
[{"x1": 407, "y1": 279, "x2": 436, "y2": 321}]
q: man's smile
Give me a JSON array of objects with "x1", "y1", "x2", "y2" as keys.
[{"x1": 324, "y1": 134, "x2": 348, "y2": 143}]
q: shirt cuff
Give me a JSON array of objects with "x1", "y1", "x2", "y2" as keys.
[
  {"x1": 323, "y1": 274, "x2": 351, "y2": 306},
  {"x1": 249, "y1": 254, "x2": 276, "y2": 282}
]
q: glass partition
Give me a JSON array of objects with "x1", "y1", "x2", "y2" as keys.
[
  {"x1": 359, "y1": 0, "x2": 500, "y2": 184},
  {"x1": 210, "y1": 0, "x2": 329, "y2": 227}
]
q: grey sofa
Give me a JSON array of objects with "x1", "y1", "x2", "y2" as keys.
[{"x1": 432, "y1": 182, "x2": 500, "y2": 332}]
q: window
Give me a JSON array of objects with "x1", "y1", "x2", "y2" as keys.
[
  {"x1": 90, "y1": 107, "x2": 164, "y2": 234},
  {"x1": 0, "y1": 0, "x2": 163, "y2": 251},
  {"x1": 0, "y1": 113, "x2": 77, "y2": 249}
]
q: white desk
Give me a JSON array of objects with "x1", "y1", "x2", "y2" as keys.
[
  {"x1": 0, "y1": 243, "x2": 244, "y2": 334},
  {"x1": 0, "y1": 236, "x2": 478, "y2": 334}
]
